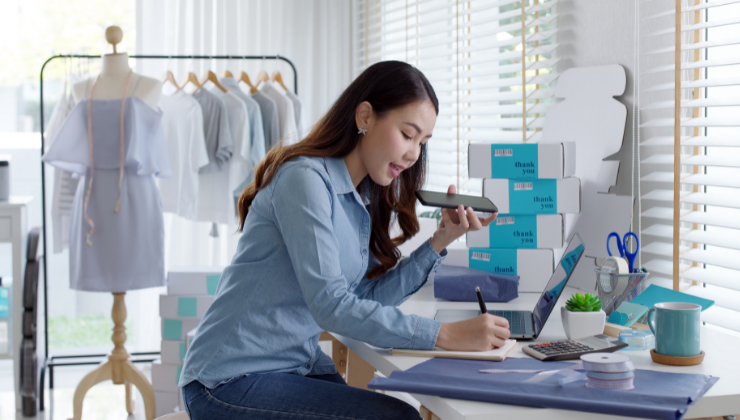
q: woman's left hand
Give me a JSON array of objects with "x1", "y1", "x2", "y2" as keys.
[{"x1": 429, "y1": 184, "x2": 498, "y2": 254}]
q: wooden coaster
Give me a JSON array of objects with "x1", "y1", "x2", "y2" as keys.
[{"x1": 650, "y1": 349, "x2": 705, "y2": 366}]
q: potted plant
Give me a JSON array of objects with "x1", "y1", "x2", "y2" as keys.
[{"x1": 561, "y1": 293, "x2": 606, "y2": 340}]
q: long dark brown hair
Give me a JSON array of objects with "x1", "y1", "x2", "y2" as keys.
[{"x1": 237, "y1": 61, "x2": 439, "y2": 279}]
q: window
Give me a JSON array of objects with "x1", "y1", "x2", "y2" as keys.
[
  {"x1": 353, "y1": 0, "x2": 559, "y2": 198},
  {"x1": 640, "y1": 0, "x2": 740, "y2": 333}
]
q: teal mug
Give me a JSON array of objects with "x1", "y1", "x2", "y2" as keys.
[{"x1": 647, "y1": 302, "x2": 701, "y2": 357}]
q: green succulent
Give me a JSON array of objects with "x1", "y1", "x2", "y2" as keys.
[{"x1": 565, "y1": 293, "x2": 602, "y2": 312}]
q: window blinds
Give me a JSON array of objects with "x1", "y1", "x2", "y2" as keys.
[
  {"x1": 640, "y1": 0, "x2": 740, "y2": 332},
  {"x1": 353, "y1": 0, "x2": 559, "y2": 196}
]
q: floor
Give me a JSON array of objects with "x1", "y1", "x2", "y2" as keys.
[{"x1": 0, "y1": 359, "x2": 152, "y2": 420}]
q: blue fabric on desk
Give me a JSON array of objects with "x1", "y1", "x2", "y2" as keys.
[
  {"x1": 368, "y1": 357, "x2": 718, "y2": 420},
  {"x1": 433, "y1": 265, "x2": 519, "y2": 302}
]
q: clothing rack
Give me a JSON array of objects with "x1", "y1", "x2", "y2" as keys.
[{"x1": 37, "y1": 54, "x2": 298, "y2": 411}]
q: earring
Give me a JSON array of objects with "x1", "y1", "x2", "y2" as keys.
[{"x1": 358, "y1": 127, "x2": 368, "y2": 135}]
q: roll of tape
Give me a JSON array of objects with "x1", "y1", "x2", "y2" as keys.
[
  {"x1": 581, "y1": 353, "x2": 634, "y2": 373},
  {"x1": 601, "y1": 257, "x2": 629, "y2": 275}
]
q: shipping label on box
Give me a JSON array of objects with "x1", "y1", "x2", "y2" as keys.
[
  {"x1": 468, "y1": 142, "x2": 576, "y2": 179},
  {"x1": 467, "y1": 214, "x2": 563, "y2": 249},
  {"x1": 483, "y1": 178, "x2": 581, "y2": 215},
  {"x1": 161, "y1": 318, "x2": 200, "y2": 341},
  {"x1": 443, "y1": 244, "x2": 554, "y2": 292},
  {"x1": 152, "y1": 359, "x2": 182, "y2": 392},
  {"x1": 161, "y1": 339, "x2": 187, "y2": 365},
  {"x1": 0, "y1": 287, "x2": 8, "y2": 319},
  {"x1": 167, "y1": 267, "x2": 225, "y2": 296},
  {"x1": 159, "y1": 295, "x2": 214, "y2": 319}
]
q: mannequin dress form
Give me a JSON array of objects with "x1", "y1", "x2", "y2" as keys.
[{"x1": 67, "y1": 26, "x2": 158, "y2": 420}]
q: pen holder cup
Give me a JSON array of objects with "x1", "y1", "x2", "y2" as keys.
[{"x1": 594, "y1": 269, "x2": 649, "y2": 317}]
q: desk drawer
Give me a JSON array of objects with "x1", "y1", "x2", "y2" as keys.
[{"x1": 0, "y1": 217, "x2": 10, "y2": 241}]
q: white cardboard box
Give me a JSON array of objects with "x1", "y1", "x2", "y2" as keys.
[
  {"x1": 469, "y1": 142, "x2": 576, "y2": 179},
  {"x1": 154, "y1": 390, "x2": 180, "y2": 418},
  {"x1": 161, "y1": 318, "x2": 200, "y2": 341},
  {"x1": 483, "y1": 178, "x2": 581, "y2": 215},
  {"x1": 161, "y1": 339, "x2": 186, "y2": 365},
  {"x1": 467, "y1": 214, "x2": 564, "y2": 249},
  {"x1": 186, "y1": 328, "x2": 197, "y2": 352},
  {"x1": 443, "y1": 243, "x2": 554, "y2": 292},
  {"x1": 159, "y1": 295, "x2": 214, "y2": 319},
  {"x1": 167, "y1": 266, "x2": 225, "y2": 296},
  {"x1": 152, "y1": 359, "x2": 181, "y2": 392}
]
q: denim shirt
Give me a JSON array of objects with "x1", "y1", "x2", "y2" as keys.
[{"x1": 179, "y1": 156, "x2": 446, "y2": 389}]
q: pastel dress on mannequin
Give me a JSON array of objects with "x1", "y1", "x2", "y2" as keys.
[{"x1": 42, "y1": 70, "x2": 172, "y2": 292}]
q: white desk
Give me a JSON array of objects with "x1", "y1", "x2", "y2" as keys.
[
  {"x1": 332, "y1": 283, "x2": 740, "y2": 420},
  {"x1": 0, "y1": 197, "x2": 31, "y2": 413}
]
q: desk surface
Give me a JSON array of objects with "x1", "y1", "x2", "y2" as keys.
[{"x1": 333, "y1": 284, "x2": 740, "y2": 420}]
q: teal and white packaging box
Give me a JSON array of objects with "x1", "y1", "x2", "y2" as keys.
[
  {"x1": 160, "y1": 339, "x2": 187, "y2": 365},
  {"x1": 159, "y1": 295, "x2": 215, "y2": 319},
  {"x1": 152, "y1": 359, "x2": 181, "y2": 392},
  {"x1": 469, "y1": 142, "x2": 576, "y2": 179},
  {"x1": 154, "y1": 390, "x2": 180, "y2": 418},
  {"x1": 442, "y1": 243, "x2": 554, "y2": 292},
  {"x1": 167, "y1": 267, "x2": 225, "y2": 296},
  {"x1": 161, "y1": 318, "x2": 200, "y2": 341},
  {"x1": 483, "y1": 178, "x2": 581, "y2": 215},
  {"x1": 186, "y1": 328, "x2": 197, "y2": 352},
  {"x1": 467, "y1": 214, "x2": 563, "y2": 249}
]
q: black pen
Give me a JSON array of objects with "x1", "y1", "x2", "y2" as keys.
[{"x1": 475, "y1": 286, "x2": 488, "y2": 315}]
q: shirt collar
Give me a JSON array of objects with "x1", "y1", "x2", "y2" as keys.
[
  {"x1": 219, "y1": 77, "x2": 239, "y2": 87},
  {"x1": 323, "y1": 157, "x2": 356, "y2": 195}
]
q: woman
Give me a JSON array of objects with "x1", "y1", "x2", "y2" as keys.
[{"x1": 179, "y1": 61, "x2": 511, "y2": 419}]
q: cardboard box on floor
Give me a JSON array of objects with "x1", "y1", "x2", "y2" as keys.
[
  {"x1": 468, "y1": 142, "x2": 576, "y2": 179},
  {"x1": 161, "y1": 339, "x2": 187, "y2": 365},
  {"x1": 443, "y1": 243, "x2": 554, "y2": 292},
  {"x1": 467, "y1": 214, "x2": 564, "y2": 249},
  {"x1": 152, "y1": 359, "x2": 181, "y2": 393}
]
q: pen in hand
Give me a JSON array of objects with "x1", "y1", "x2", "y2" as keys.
[{"x1": 475, "y1": 286, "x2": 488, "y2": 315}]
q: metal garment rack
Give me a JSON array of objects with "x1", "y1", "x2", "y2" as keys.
[{"x1": 37, "y1": 54, "x2": 298, "y2": 410}]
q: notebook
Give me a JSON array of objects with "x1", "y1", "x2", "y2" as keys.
[{"x1": 389, "y1": 339, "x2": 518, "y2": 361}]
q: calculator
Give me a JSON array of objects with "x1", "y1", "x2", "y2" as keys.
[{"x1": 522, "y1": 334, "x2": 629, "y2": 361}]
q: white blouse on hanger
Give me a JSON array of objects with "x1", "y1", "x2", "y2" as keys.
[{"x1": 260, "y1": 81, "x2": 299, "y2": 146}]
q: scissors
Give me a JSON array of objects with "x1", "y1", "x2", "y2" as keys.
[{"x1": 607, "y1": 232, "x2": 639, "y2": 273}]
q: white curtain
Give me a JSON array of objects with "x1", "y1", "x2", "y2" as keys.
[{"x1": 135, "y1": 0, "x2": 353, "y2": 269}]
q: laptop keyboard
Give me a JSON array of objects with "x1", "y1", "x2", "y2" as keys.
[{"x1": 490, "y1": 310, "x2": 528, "y2": 335}]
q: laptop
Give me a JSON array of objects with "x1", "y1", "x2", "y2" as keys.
[{"x1": 434, "y1": 232, "x2": 585, "y2": 340}]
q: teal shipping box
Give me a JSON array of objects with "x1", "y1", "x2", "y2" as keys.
[
  {"x1": 483, "y1": 178, "x2": 581, "y2": 215},
  {"x1": 466, "y1": 214, "x2": 563, "y2": 249},
  {"x1": 159, "y1": 295, "x2": 215, "y2": 319},
  {"x1": 161, "y1": 318, "x2": 200, "y2": 341},
  {"x1": 468, "y1": 142, "x2": 575, "y2": 179},
  {"x1": 442, "y1": 243, "x2": 554, "y2": 292},
  {"x1": 166, "y1": 266, "x2": 225, "y2": 296}
]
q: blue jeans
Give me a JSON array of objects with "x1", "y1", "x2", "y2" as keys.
[{"x1": 182, "y1": 373, "x2": 421, "y2": 420}]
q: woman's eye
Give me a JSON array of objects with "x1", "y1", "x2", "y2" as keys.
[{"x1": 402, "y1": 132, "x2": 412, "y2": 140}]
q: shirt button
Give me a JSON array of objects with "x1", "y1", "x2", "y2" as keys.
[{"x1": 362, "y1": 249, "x2": 367, "y2": 255}]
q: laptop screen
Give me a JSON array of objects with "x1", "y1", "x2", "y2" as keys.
[{"x1": 532, "y1": 233, "x2": 585, "y2": 333}]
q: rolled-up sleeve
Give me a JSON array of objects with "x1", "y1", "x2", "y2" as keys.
[{"x1": 270, "y1": 164, "x2": 441, "y2": 350}]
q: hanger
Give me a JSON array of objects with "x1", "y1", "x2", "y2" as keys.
[
  {"x1": 162, "y1": 56, "x2": 181, "y2": 89},
  {"x1": 223, "y1": 56, "x2": 235, "y2": 78},
  {"x1": 239, "y1": 70, "x2": 255, "y2": 91},
  {"x1": 252, "y1": 57, "x2": 270, "y2": 94},
  {"x1": 270, "y1": 71, "x2": 289, "y2": 92},
  {"x1": 200, "y1": 56, "x2": 228, "y2": 93},
  {"x1": 180, "y1": 59, "x2": 202, "y2": 91}
]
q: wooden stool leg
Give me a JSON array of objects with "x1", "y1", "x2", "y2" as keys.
[
  {"x1": 420, "y1": 405, "x2": 432, "y2": 420},
  {"x1": 346, "y1": 349, "x2": 375, "y2": 390},
  {"x1": 67, "y1": 360, "x2": 113, "y2": 420},
  {"x1": 125, "y1": 381, "x2": 134, "y2": 415}
]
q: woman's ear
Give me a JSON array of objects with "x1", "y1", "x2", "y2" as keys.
[{"x1": 355, "y1": 101, "x2": 373, "y2": 132}]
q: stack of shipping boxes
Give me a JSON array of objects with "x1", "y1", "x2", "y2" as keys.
[
  {"x1": 443, "y1": 142, "x2": 579, "y2": 293},
  {"x1": 154, "y1": 267, "x2": 223, "y2": 417}
]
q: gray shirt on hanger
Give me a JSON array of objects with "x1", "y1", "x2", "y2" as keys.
[
  {"x1": 194, "y1": 88, "x2": 233, "y2": 174},
  {"x1": 251, "y1": 90, "x2": 280, "y2": 152}
]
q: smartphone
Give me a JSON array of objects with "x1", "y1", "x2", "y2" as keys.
[{"x1": 414, "y1": 190, "x2": 498, "y2": 213}]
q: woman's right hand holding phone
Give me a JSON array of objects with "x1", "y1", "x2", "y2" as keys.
[{"x1": 435, "y1": 315, "x2": 511, "y2": 351}]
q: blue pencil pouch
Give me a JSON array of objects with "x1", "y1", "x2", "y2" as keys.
[{"x1": 433, "y1": 265, "x2": 519, "y2": 302}]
